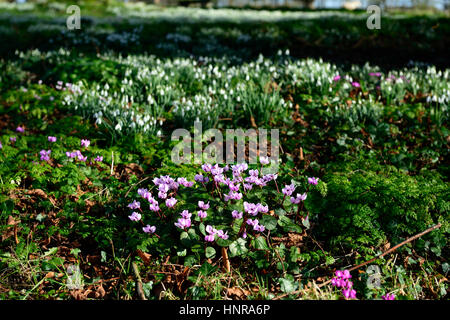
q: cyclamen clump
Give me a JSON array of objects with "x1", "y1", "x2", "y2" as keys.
[
  {"x1": 81, "y1": 139, "x2": 90, "y2": 148},
  {"x1": 126, "y1": 161, "x2": 310, "y2": 248},
  {"x1": 331, "y1": 270, "x2": 357, "y2": 300},
  {"x1": 66, "y1": 150, "x2": 87, "y2": 162},
  {"x1": 39, "y1": 149, "x2": 51, "y2": 161},
  {"x1": 308, "y1": 177, "x2": 319, "y2": 185},
  {"x1": 381, "y1": 293, "x2": 396, "y2": 300}
]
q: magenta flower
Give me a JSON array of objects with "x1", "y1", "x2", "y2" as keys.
[
  {"x1": 128, "y1": 211, "x2": 141, "y2": 222},
  {"x1": 143, "y1": 225, "x2": 156, "y2": 234},
  {"x1": 290, "y1": 192, "x2": 307, "y2": 204},
  {"x1": 201, "y1": 163, "x2": 212, "y2": 173},
  {"x1": 177, "y1": 177, "x2": 194, "y2": 187},
  {"x1": 333, "y1": 75, "x2": 341, "y2": 82},
  {"x1": 342, "y1": 288, "x2": 357, "y2": 299},
  {"x1": 205, "y1": 234, "x2": 215, "y2": 242},
  {"x1": 165, "y1": 197, "x2": 177, "y2": 208},
  {"x1": 198, "y1": 210, "x2": 207, "y2": 219},
  {"x1": 232, "y1": 210, "x2": 243, "y2": 219},
  {"x1": 94, "y1": 156, "x2": 103, "y2": 162},
  {"x1": 195, "y1": 174, "x2": 209, "y2": 183},
  {"x1": 180, "y1": 210, "x2": 192, "y2": 219},
  {"x1": 369, "y1": 72, "x2": 382, "y2": 77},
  {"x1": 10, "y1": 137, "x2": 16, "y2": 143},
  {"x1": 224, "y1": 191, "x2": 243, "y2": 201},
  {"x1": 282, "y1": 183, "x2": 295, "y2": 196},
  {"x1": 198, "y1": 201, "x2": 210, "y2": 210},
  {"x1": 149, "y1": 203, "x2": 160, "y2": 212},
  {"x1": 351, "y1": 82, "x2": 361, "y2": 88},
  {"x1": 381, "y1": 293, "x2": 396, "y2": 300},
  {"x1": 128, "y1": 200, "x2": 140, "y2": 210},
  {"x1": 308, "y1": 177, "x2": 319, "y2": 185},
  {"x1": 81, "y1": 139, "x2": 90, "y2": 148},
  {"x1": 254, "y1": 224, "x2": 265, "y2": 232},
  {"x1": 216, "y1": 229, "x2": 229, "y2": 240},
  {"x1": 244, "y1": 202, "x2": 259, "y2": 216},
  {"x1": 16, "y1": 126, "x2": 25, "y2": 133},
  {"x1": 0, "y1": 141, "x2": 2, "y2": 149},
  {"x1": 39, "y1": 149, "x2": 51, "y2": 161},
  {"x1": 260, "y1": 156, "x2": 270, "y2": 165},
  {"x1": 175, "y1": 217, "x2": 191, "y2": 229},
  {"x1": 48, "y1": 136, "x2": 57, "y2": 143}
]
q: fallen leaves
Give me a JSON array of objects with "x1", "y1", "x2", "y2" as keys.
[
  {"x1": 226, "y1": 287, "x2": 251, "y2": 299},
  {"x1": 2, "y1": 216, "x2": 21, "y2": 243}
]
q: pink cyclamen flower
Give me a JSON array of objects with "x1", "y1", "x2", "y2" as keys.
[
  {"x1": 10, "y1": 137, "x2": 16, "y2": 143},
  {"x1": 48, "y1": 136, "x2": 57, "y2": 142},
  {"x1": 254, "y1": 224, "x2": 265, "y2": 232},
  {"x1": 282, "y1": 183, "x2": 295, "y2": 196},
  {"x1": 216, "y1": 229, "x2": 229, "y2": 240},
  {"x1": 369, "y1": 72, "x2": 382, "y2": 77},
  {"x1": 198, "y1": 201, "x2": 210, "y2": 210},
  {"x1": 342, "y1": 288, "x2": 357, "y2": 299},
  {"x1": 201, "y1": 163, "x2": 212, "y2": 173},
  {"x1": 290, "y1": 193, "x2": 307, "y2": 204},
  {"x1": 143, "y1": 225, "x2": 156, "y2": 234},
  {"x1": 165, "y1": 197, "x2": 177, "y2": 208},
  {"x1": 128, "y1": 211, "x2": 141, "y2": 222},
  {"x1": 149, "y1": 203, "x2": 160, "y2": 212},
  {"x1": 308, "y1": 177, "x2": 319, "y2": 185},
  {"x1": 260, "y1": 156, "x2": 270, "y2": 165},
  {"x1": 175, "y1": 217, "x2": 191, "y2": 229},
  {"x1": 81, "y1": 139, "x2": 90, "y2": 148},
  {"x1": 381, "y1": 293, "x2": 396, "y2": 300},
  {"x1": 0, "y1": 141, "x2": 2, "y2": 149},
  {"x1": 333, "y1": 75, "x2": 341, "y2": 82},
  {"x1": 351, "y1": 82, "x2": 361, "y2": 88},
  {"x1": 94, "y1": 156, "x2": 103, "y2": 162},
  {"x1": 232, "y1": 210, "x2": 243, "y2": 219},
  {"x1": 16, "y1": 126, "x2": 25, "y2": 133},
  {"x1": 128, "y1": 200, "x2": 140, "y2": 210},
  {"x1": 39, "y1": 150, "x2": 51, "y2": 161},
  {"x1": 198, "y1": 210, "x2": 207, "y2": 219},
  {"x1": 180, "y1": 210, "x2": 192, "y2": 219}
]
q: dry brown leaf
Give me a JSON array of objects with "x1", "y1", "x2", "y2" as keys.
[
  {"x1": 227, "y1": 287, "x2": 250, "y2": 299},
  {"x1": 26, "y1": 189, "x2": 48, "y2": 199},
  {"x1": 136, "y1": 249, "x2": 152, "y2": 265}
]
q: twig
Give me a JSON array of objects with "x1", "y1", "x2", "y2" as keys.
[
  {"x1": 132, "y1": 262, "x2": 147, "y2": 300},
  {"x1": 110, "y1": 151, "x2": 114, "y2": 176},
  {"x1": 222, "y1": 247, "x2": 231, "y2": 273},
  {"x1": 272, "y1": 223, "x2": 442, "y2": 300},
  {"x1": 125, "y1": 176, "x2": 151, "y2": 198}
]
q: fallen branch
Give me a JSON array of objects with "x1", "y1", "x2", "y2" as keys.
[
  {"x1": 273, "y1": 223, "x2": 442, "y2": 299},
  {"x1": 222, "y1": 247, "x2": 231, "y2": 273}
]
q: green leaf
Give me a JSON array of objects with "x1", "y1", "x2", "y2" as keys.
[
  {"x1": 229, "y1": 238, "x2": 248, "y2": 257},
  {"x1": 278, "y1": 277, "x2": 298, "y2": 293},
  {"x1": 261, "y1": 215, "x2": 277, "y2": 231},
  {"x1": 205, "y1": 246, "x2": 216, "y2": 259},
  {"x1": 278, "y1": 216, "x2": 302, "y2": 233},
  {"x1": 252, "y1": 236, "x2": 270, "y2": 250},
  {"x1": 199, "y1": 262, "x2": 217, "y2": 276},
  {"x1": 199, "y1": 223, "x2": 206, "y2": 236}
]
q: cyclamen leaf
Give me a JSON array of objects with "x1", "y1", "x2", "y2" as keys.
[{"x1": 229, "y1": 238, "x2": 248, "y2": 257}]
